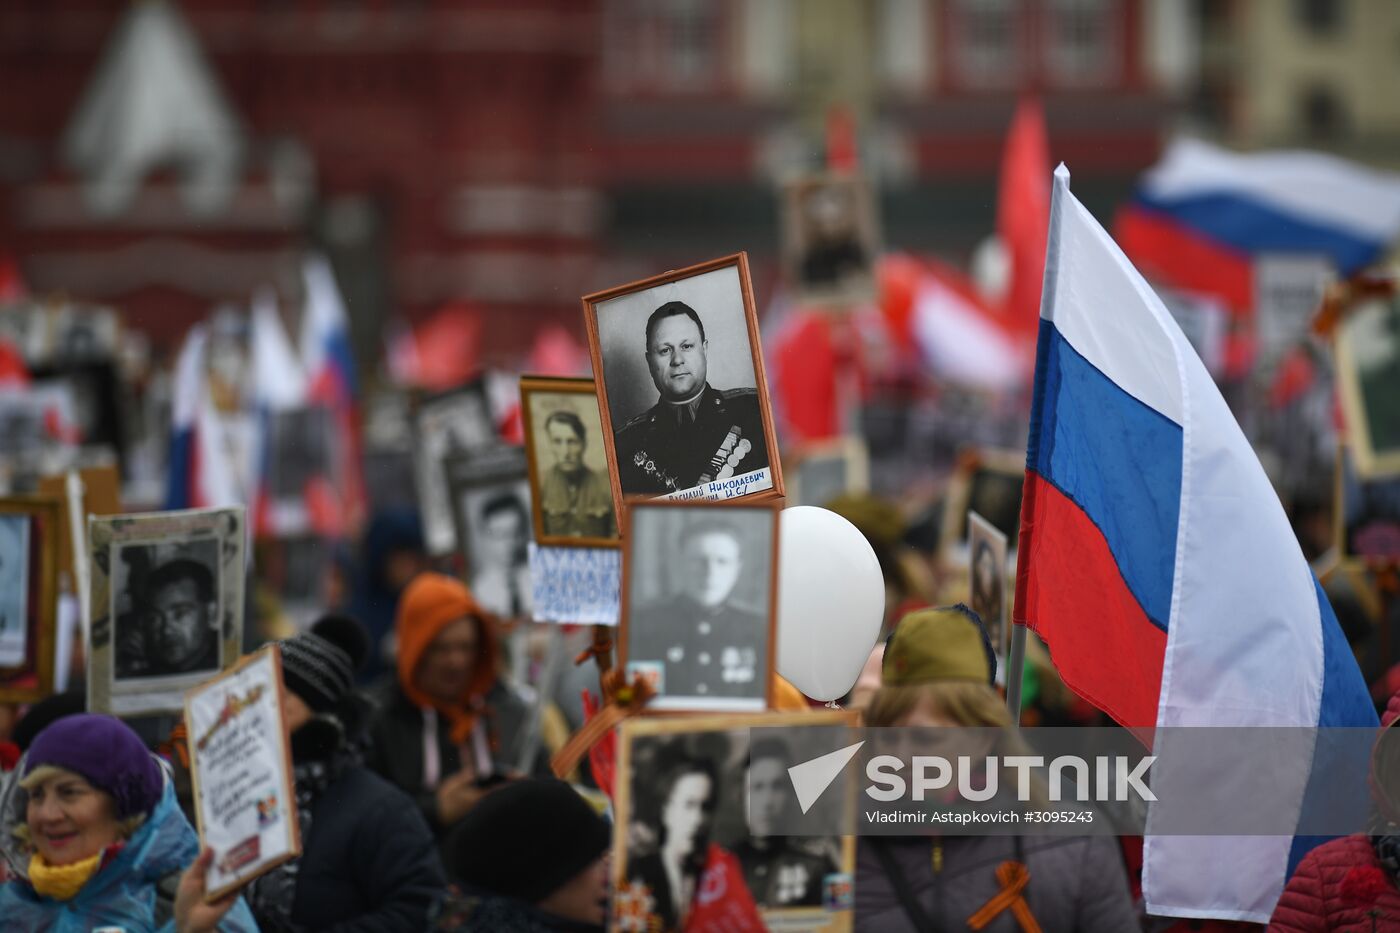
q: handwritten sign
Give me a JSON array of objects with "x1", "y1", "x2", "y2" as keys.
[
  {"x1": 529, "y1": 544, "x2": 620, "y2": 625},
  {"x1": 660, "y1": 467, "x2": 772, "y2": 503},
  {"x1": 184, "y1": 645, "x2": 299, "y2": 901}
]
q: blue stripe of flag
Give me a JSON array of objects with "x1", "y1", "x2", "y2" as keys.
[{"x1": 1029, "y1": 319, "x2": 1183, "y2": 631}]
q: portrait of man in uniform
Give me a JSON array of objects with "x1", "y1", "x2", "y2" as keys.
[
  {"x1": 622, "y1": 502, "x2": 778, "y2": 712},
  {"x1": 782, "y1": 173, "x2": 878, "y2": 307},
  {"x1": 520, "y1": 377, "x2": 619, "y2": 547},
  {"x1": 735, "y1": 737, "x2": 841, "y2": 910},
  {"x1": 584, "y1": 255, "x2": 783, "y2": 505}
]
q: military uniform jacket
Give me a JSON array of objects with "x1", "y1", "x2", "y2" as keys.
[
  {"x1": 627, "y1": 596, "x2": 766, "y2": 700},
  {"x1": 733, "y1": 839, "x2": 837, "y2": 909},
  {"x1": 539, "y1": 464, "x2": 616, "y2": 538},
  {"x1": 614, "y1": 384, "x2": 769, "y2": 495}
]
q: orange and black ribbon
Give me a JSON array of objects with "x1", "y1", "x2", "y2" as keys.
[
  {"x1": 967, "y1": 861, "x2": 1040, "y2": 933},
  {"x1": 550, "y1": 668, "x2": 655, "y2": 780}
]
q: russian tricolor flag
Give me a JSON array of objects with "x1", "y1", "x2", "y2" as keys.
[
  {"x1": 1116, "y1": 138, "x2": 1400, "y2": 314},
  {"x1": 300, "y1": 256, "x2": 366, "y2": 536},
  {"x1": 1016, "y1": 166, "x2": 1377, "y2": 921},
  {"x1": 165, "y1": 323, "x2": 248, "y2": 511}
]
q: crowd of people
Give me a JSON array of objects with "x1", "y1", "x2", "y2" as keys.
[{"x1": 0, "y1": 486, "x2": 1394, "y2": 931}]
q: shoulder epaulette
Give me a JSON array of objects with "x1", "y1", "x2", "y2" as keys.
[{"x1": 718, "y1": 386, "x2": 759, "y2": 401}]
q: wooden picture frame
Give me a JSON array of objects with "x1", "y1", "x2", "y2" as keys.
[
  {"x1": 1335, "y1": 292, "x2": 1400, "y2": 479},
  {"x1": 87, "y1": 507, "x2": 246, "y2": 716},
  {"x1": 786, "y1": 436, "x2": 870, "y2": 508},
  {"x1": 519, "y1": 375, "x2": 620, "y2": 549},
  {"x1": 443, "y1": 447, "x2": 533, "y2": 621},
  {"x1": 967, "y1": 510, "x2": 1010, "y2": 665},
  {"x1": 619, "y1": 497, "x2": 781, "y2": 713},
  {"x1": 184, "y1": 644, "x2": 301, "y2": 902},
  {"x1": 0, "y1": 495, "x2": 61, "y2": 704},
  {"x1": 612, "y1": 711, "x2": 858, "y2": 933},
  {"x1": 411, "y1": 378, "x2": 499, "y2": 555},
  {"x1": 939, "y1": 447, "x2": 1025, "y2": 563},
  {"x1": 781, "y1": 172, "x2": 880, "y2": 308},
  {"x1": 581, "y1": 253, "x2": 785, "y2": 516}
]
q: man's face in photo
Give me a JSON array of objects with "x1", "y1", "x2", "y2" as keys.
[
  {"x1": 747, "y1": 755, "x2": 788, "y2": 837},
  {"x1": 682, "y1": 529, "x2": 742, "y2": 608},
  {"x1": 548, "y1": 419, "x2": 585, "y2": 474},
  {"x1": 646, "y1": 313, "x2": 708, "y2": 403},
  {"x1": 147, "y1": 577, "x2": 214, "y2": 671}
]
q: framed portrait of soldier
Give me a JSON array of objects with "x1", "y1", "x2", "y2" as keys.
[
  {"x1": 781, "y1": 173, "x2": 879, "y2": 308},
  {"x1": 612, "y1": 711, "x2": 857, "y2": 933},
  {"x1": 519, "y1": 376, "x2": 619, "y2": 549},
  {"x1": 620, "y1": 499, "x2": 780, "y2": 712},
  {"x1": 87, "y1": 506, "x2": 245, "y2": 716},
  {"x1": 1336, "y1": 293, "x2": 1400, "y2": 479},
  {"x1": 787, "y1": 437, "x2": 870, "y2": 508},
  {"x1": 582, "y1": 253, "x2": 784, "y2": 509},
  {"x1": 967, "y1": 510, "x2": 1009, "y2": 664},
  {"x1": 444, "y1": 448, "x2": 534, "y2": 620},
  {"x1": 261, "y1": 405, "x2": 335, "y2": 537},
  {"x1": 939, "y1": 447, "x2": 1025, "y2": 563},
  {"x1": 0, "y1": 496, "x2": 61, "y2": 704},
  {"x1": 412, "y1": 379, "x2": 499, "y2": 555}
]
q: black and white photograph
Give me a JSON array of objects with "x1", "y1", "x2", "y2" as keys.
[
  {"x1": 613, "y1": 713, "x2": 856, "y2": 933},
  {"x1": 413, "y1": 379, "x2": 498, "y2": 554},
  {"x1": 520, "y1": 376, "x2": 619, "y2": 548},
  {"x1": 112, "y1": 537, "x2": 222, "y2": 681},
  {"x1": 782, "y1": 173, "x2": 879, "y2": 307},
  {"x1": 262, "y1": 405, "x2": 335, "y2": 536},
  {"x1": 621, "y1": 500, "x2": 779, "y2": 712},
  {"x1": 583, "y1": 253, "x2": 783, "y2": 506},
  {"x1": 0, "y1": 496, "x2": 60, "y2": 703},
  {"x1": 940, "y1": 448, "x2": 1025, "y2": 560},
  {"x1": 88, "y1": 506, "x2": 246, "y2": 716},
  {"x1": 445, "y1": 448, "x2": 533, "y2": 620},
  {"x1": 1336, "y1": 293, "x2": 1400, "y2": 479},
  {"x1": 788, "y1": 437, "x2": 870, "y2": 508},
  {"x1": 967, "y1": 510, "x2": 1009, "y2": 664},
  {"x1": 0, "y1": 512, "x2": 32, "y2": 667}
]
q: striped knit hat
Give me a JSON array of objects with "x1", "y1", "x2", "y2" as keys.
[{"x1": 281, "y1": 615, "x2": 370, "y2": 713}]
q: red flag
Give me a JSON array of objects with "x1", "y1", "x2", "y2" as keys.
[
  {"x1": 771, "y1": 312, "x2": 838, "y2": 442},
  {"x1": 0, "y1": 341, "x2": 28, "y2": 387},
  {"x1": 682, "y1": 843, "x2": 767, "y2": 933},
  {"x1": 826, "y1": 105, "x2": 858, "y2": 173},
  {"x1": 996, "y1": 97, "x2": 1051, "y2": 337}
]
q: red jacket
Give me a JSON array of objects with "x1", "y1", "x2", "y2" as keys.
[{"x1": 1268, "y1": 834, "x2": 1400, "y2": 931}]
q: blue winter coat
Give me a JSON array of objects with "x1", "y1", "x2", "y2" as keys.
[{"x1": 0, "y1": 778, "x2": 259, "y2": 932}]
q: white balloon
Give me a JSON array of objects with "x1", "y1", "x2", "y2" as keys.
[{"x1": 776, "y1": 506, "x2": 886, "y2": 701}]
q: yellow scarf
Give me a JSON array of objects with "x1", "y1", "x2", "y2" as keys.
[{"x1": 28, "y1": 850, "x2": 104, "y2": 901}]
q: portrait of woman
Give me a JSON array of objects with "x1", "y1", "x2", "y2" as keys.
[{"x1": 623, "y1": 753, "x2": 719, "y2": 930}]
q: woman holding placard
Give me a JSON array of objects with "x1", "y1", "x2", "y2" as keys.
[{"x1": 0, "y1": 713, "x2": 257, "y2": 932}]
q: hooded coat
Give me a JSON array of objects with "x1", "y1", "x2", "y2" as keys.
[
  {"x1": 365, "y1": 573, "x2": 535, "y2": 835},
  {"x1": 1268, "y1": 692, "x2": 1400, "y2": 931},
  {"x1": 0, "y1": 772, "x2": 258, "y2": 932}
]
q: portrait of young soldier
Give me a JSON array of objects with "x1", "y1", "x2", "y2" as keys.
[
  {"x1": 614, "y1": 300, "x2": 770, "y2": 496},
  {"x1": 626, "y1": 512, "x2": 772, "y2": 703},
  {"x1": 537, "y1": 409, "x2": 616, "y2": 539},
  {"x1": 735, "y1": 737, "x2": 839, "y2": 909},
  {"x1": 115, "y1": 555, "x2": 220, "y2": 680}
]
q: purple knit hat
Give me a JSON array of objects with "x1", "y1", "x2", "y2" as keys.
[{"x1": 23, "y1": 713, "x2": 163, "y2": 819}]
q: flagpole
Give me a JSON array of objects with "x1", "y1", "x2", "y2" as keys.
[{"x1": 1005, "y1": 622, "x2": 1026, "y2": 726}]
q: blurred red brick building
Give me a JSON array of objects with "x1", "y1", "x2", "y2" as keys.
[{"x1": 0, "y1": 0, "x2": 1189, "y2": 367}]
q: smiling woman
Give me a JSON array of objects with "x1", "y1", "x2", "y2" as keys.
[{"x1": 0, "y1": 713, "x2": 258, "y2": 932}]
